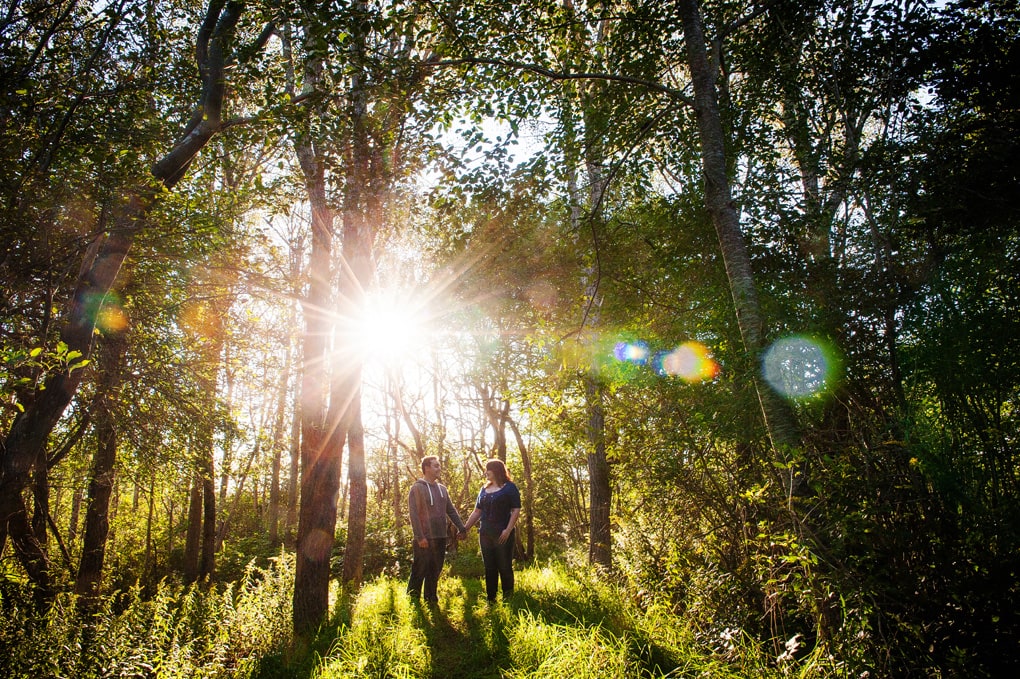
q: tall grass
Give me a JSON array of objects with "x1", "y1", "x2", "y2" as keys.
[
  {"x1": 314, "y1": 578, "x2": 430, "y2": 679},
  {"x1": 3, "y1": 555, "x2": 852, "y2": 678},
  {"x1": 0, "y1": 553, "x2": 294, "y2": 679}
]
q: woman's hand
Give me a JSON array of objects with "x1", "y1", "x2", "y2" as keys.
[{"x1": 498, "y1": 528, "x2": 512, "y2": 544}]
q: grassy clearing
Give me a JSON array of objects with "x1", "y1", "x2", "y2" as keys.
[
  {"x1": 307, "y1": 561, "x2": 828, "y2": 679},
  {"x1": 3, "y1": 557, "x2": 844, "y2": 678}
]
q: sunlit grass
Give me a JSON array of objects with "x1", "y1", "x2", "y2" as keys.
[
  {"x1": 314, "y1": 578, "x2": 430, "y2": 679},
  {"x1": 1, "y1": 558, "x2": 848, "y2": 678}
]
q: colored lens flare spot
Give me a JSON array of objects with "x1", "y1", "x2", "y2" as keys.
[
  {"x1": 97, "y1": 305, "x2": 128, "y2": 333},
  {"x1": 614, "y1": 341, "x2": 649, "y2": 364},
  {"x1": 761, "y1": 336, "x2": 836, "y2": 399},
  {"x1": 658, "y1": 342, "x2": 719, "y2": 382}
]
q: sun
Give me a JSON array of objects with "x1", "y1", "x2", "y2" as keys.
[{"x1": 352, "y1": 290, "x2": 430, "y2": 365}]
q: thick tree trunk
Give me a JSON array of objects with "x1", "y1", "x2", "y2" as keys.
[
  {"x1": 75, "y1": 332, "x2": 126, "y2": 599},
  {"x1": 183, "y1": 469, "x2": 202, "y2": 583},
  {"x1": 342, "y1": 399, "x2": 366, "y2": 586},
  {"x1": 199, "y1": 456, "x2": 216, "y2": 580},
  {"x1": 291, "y1": 99, "x2": 341, "y2": 639}
]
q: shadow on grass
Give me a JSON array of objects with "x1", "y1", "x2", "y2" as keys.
[
  {"x1": 251, "y1": 585, "x2": 357, "y2": 679},
  {"x1": 420, "y1": 577, "x2": 511, "y2": 679},
  {"x1": 507, "y1": 585, "x2": 681, "y2": 677}
]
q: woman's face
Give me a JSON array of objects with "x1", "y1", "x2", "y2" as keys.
[{"x1": 485, "y1": 468, "x2": 496, "y2": 482}]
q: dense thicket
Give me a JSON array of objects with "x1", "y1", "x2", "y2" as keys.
[{"x1": 2, "y1": 0, "x2": 1017, "y2": 676}]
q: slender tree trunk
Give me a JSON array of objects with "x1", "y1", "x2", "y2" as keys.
[
  {"x1": 68, "y1": 487, "x2": 82, "y2": 545},
  {"x1": 199, "y1": 459, "x2": 216, "y2": 580},
  {"x1": 218, "y1": 439, "x2": 260, "y2": 546},
  {"x1": 75, "y1": 332, "x2": 127, "y2": 599},
  {"x1": 342, "y1": 398, "x2": 366, "y2": 585},
  {"x1": 508, "y1": 418, "x2": 535, "y2": 561},
  {"x1": 144, "y1": 466, "x2": 156, "y2": 587},
  {"x1": 286, "y1": 378, "x2": 301, "y2": 543},
  {"x1": 585, "y1": 376, "x2": 612, "y2": 568},
  {"x1": 678, "y1": 0, "x2": 803, "y2": 487},
  {"x1": 338, "y1": 0, "x2": 379, "y2": 589},
  {"x1": 268, "y1": 362, "x2": 288, "y2": 545},
  {"x1": 31, "y1": 447, "x2": 48, "y2": 549}
]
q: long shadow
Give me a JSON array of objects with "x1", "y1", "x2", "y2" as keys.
[
  {"x1": 412, "y1": 578, "x2": 512, "y2": 679},
  {"x1": 506, "y1": 590, "x2": 679, "y2": 677}
]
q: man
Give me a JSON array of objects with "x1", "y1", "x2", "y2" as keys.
[{"x1": 407, "y1": 455, "x2": 467, "y2": 603}]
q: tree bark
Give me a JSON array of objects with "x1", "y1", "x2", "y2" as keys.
[
  {"x1": 585, "y1": 375, "x2": 612, "y2": 568},
  {"x1": 678, "y1": 0, "x2": 803, "y2": 483},
  {"x1": 508, "y1": 418, "x2": 535, "y2": 561},
  {"x1": 183, "y1": 469, "x2": 202, "y2": 583},
  {"x1": 269, "y1": 360, "x2": 289, "y2": 545},
  {"x1": 74, "y1": 331, "x2": 127, "y2": 600},
  {"x1": 289, "y1": 15, "x2": 343, "y2": 634}
]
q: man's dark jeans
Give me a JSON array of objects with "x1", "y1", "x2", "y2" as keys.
[
  {"x1": 408, "y1": 537, "x2": 447, "y2": 602},
  {"x1": 480, "y1": 530, "x2": 514, "y2": 602}
]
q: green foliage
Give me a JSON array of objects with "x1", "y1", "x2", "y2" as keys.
[{"x1": 0, "y1": 553, "x2": 294, "y2": 679}]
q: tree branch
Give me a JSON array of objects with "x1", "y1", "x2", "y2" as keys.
[{"x1": 427, "y1": 56, "x2": 695, "y2": 107}]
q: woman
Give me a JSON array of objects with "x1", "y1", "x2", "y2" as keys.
[{"x1": 464, "y1": 459, "x2": 521, "y2": 603}]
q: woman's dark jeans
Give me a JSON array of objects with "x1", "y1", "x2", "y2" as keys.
[{"x1": 479, "y1": 530, "x2": 514, "y2": 601}]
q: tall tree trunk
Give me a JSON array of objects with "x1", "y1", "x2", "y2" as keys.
[
  {"x1": 199, "y1": 456, "x2": 216, "y2": 580},
  {"x1": 289, "y1": 16, "x2": 343, "y2": 634},
  {"x1": 338, "y1": 0, "x2": 378, "y2": 589},
  {"x1": 68, "y1": 487, "x2": 82, "y2": 546},
  {"x1": 0, "y1": 1, "x2": 247, "y2": 602},
  {"x1": 286, "y1": 377, "x2": 301, "y2": 543},
  {"x1": 585, "y1": 376, "x2": 612, "y2": 568},
  {"x1": 678, "y1": 0, "x2": 803, "y2": 488},
  {"x1": 508, "y1": 418, "x2": 535, "y2": 561},
  {"x1": 183, "y1": 468, "x2": 203, "y2": 583},
  {"x1": 268, "y1": 360, "x2": 289, "y2": 545},
  {"x1": 342, "y1": 398, "x2": 366, "y2": 585},
  {"x1": 75, "y1": 331, "x2": 127, "y2": 600},
  {"x1": 144, "y1": 466, "x2": 156, "y2": 587}
]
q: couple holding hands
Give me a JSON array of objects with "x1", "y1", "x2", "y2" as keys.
[{"x1": 407, "y1": 456, "x2": 521, "y2": 605}]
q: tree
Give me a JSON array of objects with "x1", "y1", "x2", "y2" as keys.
[{"x1": 0, "y1": 0, "x2": 258, "y2": 602}]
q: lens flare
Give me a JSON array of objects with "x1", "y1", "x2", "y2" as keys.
[
  {"x1": 761, "y1": 335, "x2": 839, "y2": 399},
  {"x1": 97, "y1": 305, "x2": 128, "y2": 334},
  {"x1": 613, "y1": 340, "x2": 649, "y2": 364},
  {"x1": 657, "y1": 341, "x2": 719, "y2": 382},
  {"x1": 83, "y1": 291, "x2": 129, "y2": 335}
]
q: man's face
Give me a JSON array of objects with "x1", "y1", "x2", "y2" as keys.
[{"x1": 426, "y1": 460, "x2": 441, "y2": 480}]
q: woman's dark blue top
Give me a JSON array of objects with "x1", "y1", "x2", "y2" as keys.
[{"x1": 475, "y1": 482, "x2": 521, "y2": 537}]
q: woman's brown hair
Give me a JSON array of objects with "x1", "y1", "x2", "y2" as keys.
[{"x1": 484, "y1": 459, "x2": 511, "y2": 487}]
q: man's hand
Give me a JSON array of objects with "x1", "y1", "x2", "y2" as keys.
[
  {"x1": 458, "y1": 528, "x2": 467, "y2": 538},
  {"x1": 417, "y1": 537, "x2": 429, "y2": 548}
]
